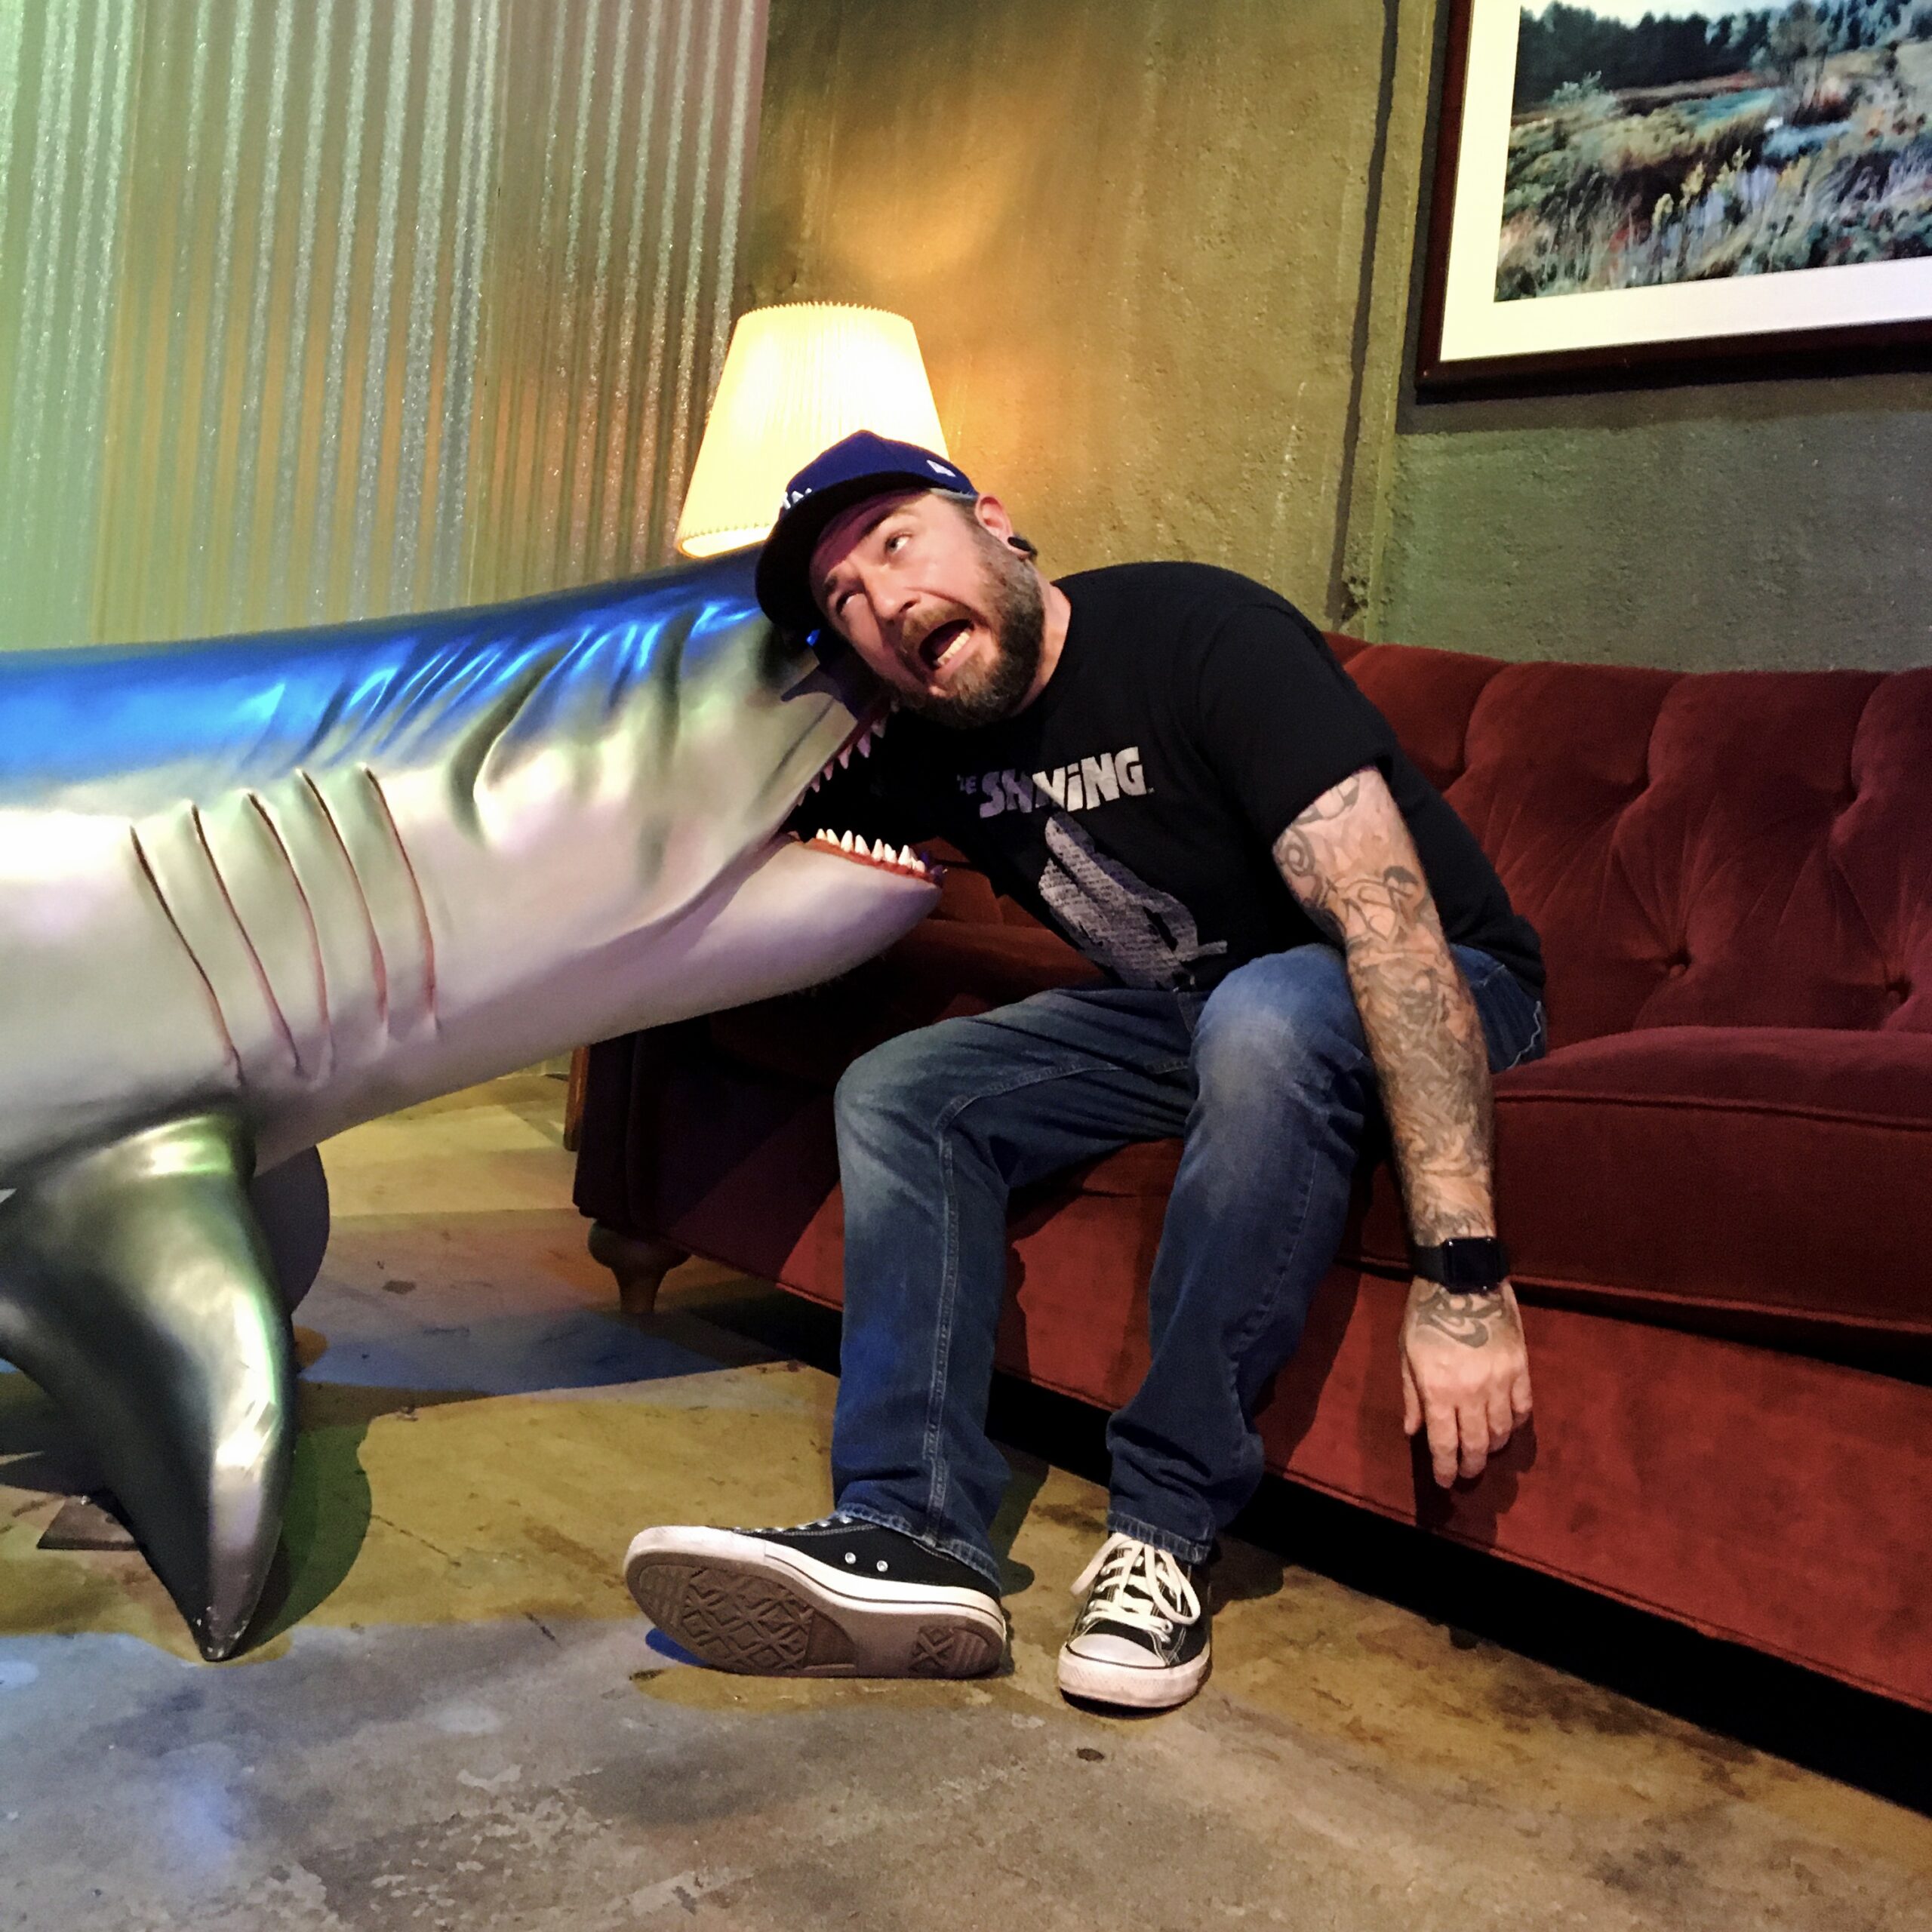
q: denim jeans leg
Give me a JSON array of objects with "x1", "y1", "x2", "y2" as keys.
[
  {"x1": 1103, "y1": 946, "x2": 1380, "y2": 1561},
  {"x1": 1456, "y1": 945, "x2": 1548, "y2": 1074},
  {"x1": 830, "y1": 988, "x2": 1198, "y2": 1586}
]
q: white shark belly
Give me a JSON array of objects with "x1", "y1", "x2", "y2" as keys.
[
  {"x1": 248, "y1": 836, "x2": 939, "y2": 1168},
  {"x1": 2, "y1": 759, "x2": 930, "y2": 1179}
]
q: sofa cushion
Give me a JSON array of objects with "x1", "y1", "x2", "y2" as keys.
[
  {"x1": 1330, "y1": 638, "x2": 1932, "y2": 1051},
  {"x1": 1346, "y1": 1026, "x2": 1932, "y2": 1340},
  {"x1": 709, "y1": 931, "x2": 1932, "y2": 1343},
  {"x1": 988, "y1": 1025, "x2": 1932, "y2": 1347}
]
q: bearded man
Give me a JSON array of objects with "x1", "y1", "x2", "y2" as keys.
[{"x1": 624, "y1": 432, "x2": 1546, "y2": 1711}]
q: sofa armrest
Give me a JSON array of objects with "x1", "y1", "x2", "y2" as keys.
[{"x1": 923, "y1": 841, "x2": 1052, "y2": 932}]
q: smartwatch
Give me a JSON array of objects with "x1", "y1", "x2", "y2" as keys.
[{"x1": 1407, "y1": 1236, "x2": 1509, "y2": 1293}]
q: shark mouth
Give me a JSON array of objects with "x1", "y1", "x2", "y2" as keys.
[
  {"x1": 796, "y1": 826, "x2": 944, "y2": 883},
  {"x1": 791, "y1": 701, "x2": 943, "y2": 884}
]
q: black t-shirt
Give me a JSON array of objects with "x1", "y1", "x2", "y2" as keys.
[{"x1": 797, "y1": 561, "x2": 1543, "y2": 998}]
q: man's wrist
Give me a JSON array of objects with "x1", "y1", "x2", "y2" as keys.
[{"x1": 1407, "y1": 1236, "x2": 1509, "y2": 1292}]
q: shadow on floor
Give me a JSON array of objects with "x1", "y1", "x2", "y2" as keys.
[
  {"x1": 2, "y1": 1371, "x2": 502, "y2": 1655},
  {"x1": 678, "y1": 1278, "x2": 1932, "y2": 1819},
  {"x1": 244, "y1": 1382, "x2": 485, "y2": 1650}
]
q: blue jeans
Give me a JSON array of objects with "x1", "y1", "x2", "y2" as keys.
[{"x1": 828, "y1": 944, "x2": 1547, "y2": 1590}]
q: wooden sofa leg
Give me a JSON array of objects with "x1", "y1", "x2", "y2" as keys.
[{"x1": 587, "y1": 1223, "x2": 688, "y2": 1318}]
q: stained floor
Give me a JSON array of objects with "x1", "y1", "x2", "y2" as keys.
[{"x1": 1, "y1": 1075, "x2": 1928, "y2": 1930}]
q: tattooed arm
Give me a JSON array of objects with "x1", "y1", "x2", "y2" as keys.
[{"x1": 1273, "y1": 767, "x2": 1532, "y2": 1486}]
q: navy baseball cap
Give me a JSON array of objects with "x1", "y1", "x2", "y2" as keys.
[{"x1": 755, "y1": 429, "x2": 976, "y2": 633}]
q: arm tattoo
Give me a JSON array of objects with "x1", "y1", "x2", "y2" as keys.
[
  {"x1": 1274, "y1": 771, "x2": 1497, "y2": 1247},
  {"x1": 1410, "y1": 1285, "x2": 1504, "y2": 1349}
]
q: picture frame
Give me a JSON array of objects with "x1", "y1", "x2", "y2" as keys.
[{"x1": 1418, "y1": 0, "x2": 1932, "y2": 389}]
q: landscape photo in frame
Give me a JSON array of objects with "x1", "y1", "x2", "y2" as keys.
[{"x1": 1420, "y1": 0, "x2": 1932, "y2": 386}]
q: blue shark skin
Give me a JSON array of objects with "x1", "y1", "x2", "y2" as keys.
[{"x1": 0, "y1": 549, "x2": 934, "y2": 1656}]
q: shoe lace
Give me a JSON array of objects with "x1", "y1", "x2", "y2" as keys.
[{"x1": 1069, "y1": 1534, "x2": 1200, "y2": 1638}]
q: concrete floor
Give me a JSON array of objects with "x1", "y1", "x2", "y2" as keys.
[{"x1": 2, "y1": 1075, "x2": 1929, "y2": 1930}]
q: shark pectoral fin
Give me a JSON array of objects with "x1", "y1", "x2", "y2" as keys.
[
  {"x1": 0, "y1": 1112, "x2": 295, "y2": 1660},
  {"x1": 251, "y1": 1145, "x2": 331, "y2": 1313}
]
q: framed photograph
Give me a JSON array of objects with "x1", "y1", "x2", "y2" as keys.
[{"x1": 1419, "y1": 1, "x2": 1932, "y2": 388}]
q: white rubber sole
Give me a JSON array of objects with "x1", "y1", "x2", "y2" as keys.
[
  {"x1": 624, "y1": 1525, "x2": 1007, "y2": 1678},
  {"x1": 1056, "y1": 1638, "x2": 1212, "y2": 1711}
]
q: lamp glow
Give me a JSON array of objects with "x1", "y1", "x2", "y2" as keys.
[{"x1": 674, "y1": 303, "x2": 949, "y2": 558}]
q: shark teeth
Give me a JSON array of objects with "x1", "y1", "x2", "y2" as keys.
[
  {"x1": 812, "y1": 706, "x2": 893, "y2": 786},
  {"x1": 803, "y1": 827, "x2": 943, "y2": 884}
]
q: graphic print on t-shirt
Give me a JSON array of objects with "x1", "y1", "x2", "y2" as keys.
[
  {"x1": 959, "y1": 743, "x2": 1149, "y2": 819},
  {"x1": 1035, "y1": 812, "x2": 1228, "y2": 991}
]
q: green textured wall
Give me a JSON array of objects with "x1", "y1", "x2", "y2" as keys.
[
  {"x1": 746, "y1": 0, "x2": 1398, "y2": 623},
  {"x1": 751, "y1": 0, "x2": 1932, "y2": 673},
  {"x1": 1374, "y1": 372, "x2": 1932, "y2": 671}
]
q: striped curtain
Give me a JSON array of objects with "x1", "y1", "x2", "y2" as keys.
[{"x1": 0, "y1": 0, "x2": 768, "y2": 650}]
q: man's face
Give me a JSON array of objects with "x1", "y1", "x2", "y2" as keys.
[{"x1": 809, "y1": 490, "x2": 1044, "y2": 730}]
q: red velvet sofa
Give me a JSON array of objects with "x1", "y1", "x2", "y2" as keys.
[{"x1": 574, "y1": 635, "x2": 1932, "y2": 1714}]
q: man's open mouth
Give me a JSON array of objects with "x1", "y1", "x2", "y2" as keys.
[{"x1": 912, "y1": 619, "x2": 971, "y2": 676}]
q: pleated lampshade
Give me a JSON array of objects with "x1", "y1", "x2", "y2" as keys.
[{"x1": 673, "y1": 303, "x2": 949, "y2": 558}]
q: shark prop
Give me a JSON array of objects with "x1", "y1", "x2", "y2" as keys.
[{"x1": 0, "y1": 550, "x2": 935, "y2": 1660}]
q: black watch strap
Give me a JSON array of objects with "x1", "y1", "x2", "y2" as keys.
[{"x1": 1407, "y1": 1236, "x2": 1509, "y2": 1291}]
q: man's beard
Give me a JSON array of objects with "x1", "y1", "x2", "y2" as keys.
[{"x1": 900, "y1": 535, "x2": 1044, "y2": 731}]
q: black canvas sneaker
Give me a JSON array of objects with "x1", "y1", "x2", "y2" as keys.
[
  {"x1": 1057, "y1": 1532, "x2": 1210, "y2": 1710},
  {"x1": 624, "y1": 1515, "x2": 1006, "y2": 1678}
]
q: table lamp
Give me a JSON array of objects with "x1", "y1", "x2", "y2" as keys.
[{"x1": 674, "y1": 302, "x2": 949, "y2": 558}]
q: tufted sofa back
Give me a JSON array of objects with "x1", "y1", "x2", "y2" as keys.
[{"x1": 1330, "y1": 638, "x2": 1932, "y2": 1051}]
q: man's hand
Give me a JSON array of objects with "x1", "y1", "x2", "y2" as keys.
[{"x1": 1400, "y1": 1277, "x2": 1533, "y2": 1486}]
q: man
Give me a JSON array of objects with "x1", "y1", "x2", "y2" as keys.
[{"x1": 625, "y1": 432, "x2": 1546, "y2": 1711}]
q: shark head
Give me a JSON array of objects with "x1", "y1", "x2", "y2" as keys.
[{"x1": 261, "y1": 543, "x2": 949, "y2": 1146}]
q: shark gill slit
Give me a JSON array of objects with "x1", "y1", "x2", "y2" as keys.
[
  {"x1": 443, "y1": 653, "x2": 558, "y2": 838},
  {"x1": 645, "y1": 605, "x2": 691, "y2": 784},
  {"x1": 188, "y1": 804, "x2": 304, "y2": 1078},
  {"x1": 299, "y1": 770, "x2": 390, "y2": 1029},
  {"x1": 245, "y1": 792, "x2": 333, "y2": 1082},
  {"x1": 125, "y1": 825, "x2": 243, "y2": 1082},
  {"x1": 360, "y1": 765, "x2": 441, "y2": 1029}
]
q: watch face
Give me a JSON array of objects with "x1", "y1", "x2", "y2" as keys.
[{"x1": 1414, "y1": 1238, "x2": 1509, "y2": 1288}]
